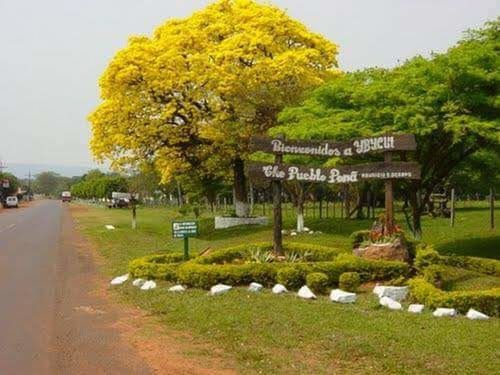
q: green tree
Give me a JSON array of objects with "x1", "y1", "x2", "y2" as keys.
[
  {"x1": 277, "y1": 19, "x2": 500, "y2": 238},
  {"x1": 0, "y1": 172, "x2": 20, "y2": 198}
]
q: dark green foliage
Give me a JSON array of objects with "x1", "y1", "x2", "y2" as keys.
[
  {"x1": 277, "y1": 266, "x2": 310, "y2": 289},
  {"x1": 177, "y1": 263, "x2": 280, "y2": 289},
  {"x1": 408, "y1": 277, "x2": 500, "y2": 316},
  {"x1": 193, "y1": 242, "x2": 343, "y2": 265},
  {"x1": 339, "y1": 272, "x2": 361, "y2": 292},
  {"x1": 350, "y1": 230, "x2": 371, "y2": 248},
  {"x1": 415, "y1": 246, "x2": 500, "y2": 276},
  {"x1": 129, "y1": 253, "x2": 186, "y2": 280},
  {"x1": 306, "y1": 272, "x2": 329, "y2": 294}
]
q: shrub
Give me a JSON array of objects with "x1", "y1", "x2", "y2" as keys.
[
  {"x1": 193, "y1": 242, "x2": 343, "y2": 265},
  {"x1": 277, "y1": 266, "x2": 310, "y2": 289},
  {"x1": 177, "y1": 262, "x2": 280, "y2": 289},
  {"x1": 408, "y1": 277, "x2": 500, "y2": 316},
  {"x1": 312, "y1": 254, "x2": 410, "y2": 285},
  {"x1": 415, "y1": 246, "x2": 500, "y2": 276},
  {"x1": 350, "y1": 230, "x2": 370, "y2": 248},
  {"x1": 128, "y1": 253, "x2": 185, "y2": 280},
  {"x1": 306, "y1": 272, "x2": 329, "y2": 294},
  {"x1": 339, "y1": 272, "x2": 361, "y2": 292}
]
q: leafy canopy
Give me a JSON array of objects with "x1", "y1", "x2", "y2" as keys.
[{"x1": 89, "y1": 0, "x2": 338, "y2": 183}]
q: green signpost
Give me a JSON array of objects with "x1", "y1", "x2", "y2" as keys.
[{"x1": 172, "y1": 220, "x2": 199, "y2": 260}]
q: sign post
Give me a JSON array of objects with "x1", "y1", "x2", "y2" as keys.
[
  {"x1": 172, "y1": 220, "x2": 198, "y2": 260},
  {"x1": 272, "y1": 135, "x2": 284, "y2": 255},
  {"x1": 249, "y1": 134, "x2": 420, "y2": 251}
]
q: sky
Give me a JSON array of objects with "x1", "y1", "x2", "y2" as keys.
[{"x1": 0, "y1": 0, "x2": 498, "y2": 171}]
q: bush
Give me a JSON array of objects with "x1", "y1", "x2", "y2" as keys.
[
  {"x1": 177, "y1": 262, "x2": 281, "y2": 289},
  {"x1": 306, "y1": 272, "x2": 329, "y2": 294},
  {"x1": 193, "y1": 242, "x2": 344, "y2": 265},
  {"x1": 408, "y1": 277, "x2": 500, "y2": 316},
  {"x1": 350, "y1": 230, "x2": 370, "y2": 248},
  {"x1": 128, "y1": 253, "x2": 185, "y2": 280},
  {"x1": 339, "y1": 272, "x2": 361, "y2": 292},
  {"x1": 129, "y1": 249, "x2": 410, "y2": 290},
  {"x1": 311, "y1": 254, "x2": 410, "y2": 285},
  {"x1": 415, "y1": 246, "x2": 500, "y2": 276},
  {"x1": 277, "y1": 266, "x2": 310, "y2": 289}
]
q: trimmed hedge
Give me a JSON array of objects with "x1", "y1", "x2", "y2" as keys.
[
  {"x1": 193, "y1": 242, "x2": 344, "y2": 265},
  {"x1": 129, "y1": 253, "x2": 186, "y2": 280},
  {"x1": 339, "y1": 272, "x2": 361, "y2": 292},
  {"x1": 177, "y1": 253, "x2": 409, "y2": 289},
  {"x1": 408, "y1": 277, "x2": 500, "y2": 316},
  {"x1": 177, "y1": 262, "x2": 281, "y2": 289},
  {"x1": 415, "y1": 246, "x2": 500, "y2": 276},
  {"x1": 306, "y1": 272, "x2": 329, "y2": 294}
]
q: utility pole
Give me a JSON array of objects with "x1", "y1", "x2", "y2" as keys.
[{"x1": 26, "y1": 169, "x2": 32, "y2": 200}]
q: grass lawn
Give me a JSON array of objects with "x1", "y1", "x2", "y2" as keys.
[{"x1": 72, "y1": 202, "x2": 500, "y2": 374}]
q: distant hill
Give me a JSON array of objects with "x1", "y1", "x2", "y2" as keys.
[{"x1": 5, "y1": 163, "x2": 105, "y2": 178}]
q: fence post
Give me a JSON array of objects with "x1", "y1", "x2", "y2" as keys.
[
  {"x1": 490, "y1": 187, "x2": 495, "y2": 229},
  {"x1": 450, "y1": 188, "x2": 455, "y2": 227}
]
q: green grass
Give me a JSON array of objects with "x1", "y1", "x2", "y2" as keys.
[{"x1": 73, "y1": 203, "x2": 500, "y2": 374}]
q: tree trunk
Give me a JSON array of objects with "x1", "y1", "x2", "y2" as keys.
[
  {"x1": 296, "y1": 199, "x2": 305, "y2": 232},
  {"x1": 131, "y1": 202, "x2": 137, "y2": 230},
  {"x1": 233, "y1": 157, "x2": 249, "y2": 217},
  {"x1": 408, "y1": 186, "x2": 423, "y2": 240}
]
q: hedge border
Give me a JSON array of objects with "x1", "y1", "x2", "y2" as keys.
[{"x1": 408, "y1": 277, "x2": 500, "y2": 316}]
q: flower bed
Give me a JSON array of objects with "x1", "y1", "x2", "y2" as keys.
[{"x1": 129, "y1": 242, "x2": 410, "y2": 290}]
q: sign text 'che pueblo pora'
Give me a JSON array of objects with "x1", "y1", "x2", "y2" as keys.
[{"x1": 248, "y1": 161, "x2": 420, "y2": 185}]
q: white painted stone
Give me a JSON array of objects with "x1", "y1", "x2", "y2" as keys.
[
  {"x1": 281, "y1": 229, "x2": 288, "y2": 235},
  {"x1": 374, "y1": 286, "x2": 409, "y2": 302},
  {"x1": 272, "y1": 284, "x2": 288, "y2": 294},
  {"x1": 379, "y1": 296, "x2": 393, "y2": 307},
  {"x1": 210, "y1": 284, "x2": 232, "y2": 296},
  {"x1": 290, "y1": 232, "x2": 297, "y2": 236},
  {"x1": 140, "y1": 280, "x2": 157, "y2": 290},
  {"x1": 303, "y1": 227, "x2": 310, "y2": 232},
  {"x1": 110, "y1": 274, "x2": 129, "y2": 285},
  {"x1": 330, "y1": 289, "x2": 357, "y2": 303},
  {"x1": 297, "y1": 285, "x2": 316, "y2": 300},
  {"x1": 214, "y1": 216, "x2": 268, "y2": 229},
  {"x1": 309, "y1": 231, "x2": 315, "y2": 234},
  {"x1": 105, "y1": 225, "x2": 115, "y2": 230},
  {"x1": 466, "y1": 308, "x2": 489, "y2": 320},
  {"x1": 373, "y1": 283, "x2": 383, "y2": 296},
  {"x1": 169, "y1": 285, "x2": 186, "y2": 292},
  {"x1": 408, "y1": 304, "x2": 425, "y2": 314},
  {"x1": 433, "y1": 308, "x2": 457, "y2": 317},
  {"x1": 248, "y1": 282, "x2": 263, "y2": 292},
  {"x1": 387, "y1": 300, "x2": 402, "y2": 310},
  {"x1": 132, "y1": 278, "x2": 145, "y2": 287}
]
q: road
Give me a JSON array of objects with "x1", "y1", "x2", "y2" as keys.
[{"x1": 0, "y1": 200, "x2": 152, "y2": 374}]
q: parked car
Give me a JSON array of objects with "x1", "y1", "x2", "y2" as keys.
[{"x1": 4, "y1": 196, "x2": 18, "y2": 208}]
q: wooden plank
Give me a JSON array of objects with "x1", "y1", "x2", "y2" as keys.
[
  {"x1": 247, "y1": 161, "x2": 421, "y2": 184},
  {"x1": 250, "y1": 134, "x2": 417, "y2": 156}
]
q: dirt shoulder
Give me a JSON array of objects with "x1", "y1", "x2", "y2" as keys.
[{"x1": 68, "y1": 204, "x2": 237, "y2": 375}]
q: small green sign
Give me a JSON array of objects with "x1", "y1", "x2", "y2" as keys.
[{"x1": 172, "y1": 220, "x2": 198, "y2": 239}]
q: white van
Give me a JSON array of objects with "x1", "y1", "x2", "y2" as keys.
[{"x1": 4, "y1": 196, "x2": 18, "y2": 208}]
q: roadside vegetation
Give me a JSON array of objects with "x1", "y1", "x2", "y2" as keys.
[{"x1": 73, "y1": 202, "x2": 499, "y2": 374}]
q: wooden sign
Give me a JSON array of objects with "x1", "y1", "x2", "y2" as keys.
[
  {"x1": 250, "y1": 134, "x2": 416, "y2": 156},
  {"x1": 248, "y1": 161, "x2": 421, "y2": 184}
]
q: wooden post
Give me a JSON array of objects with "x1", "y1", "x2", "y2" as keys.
[
  {"x1": 450, "y1": 188, "x2": 455, "y2": 227},
  {"x1": 272, "y1": 136, "x2": 284, "y2": 255},
  {"x1": 384, "y1": 151, "x2": 394, "y2": 234},
  {"x1": 490, "y1": 187, "x2": 495, "y2": 230}
]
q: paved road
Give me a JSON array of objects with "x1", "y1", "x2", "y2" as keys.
[{"x1": 0, "y1": 200, "x2": 152, "y2": 374}]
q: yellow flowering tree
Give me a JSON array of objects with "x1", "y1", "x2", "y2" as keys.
[{"x1": 89, "y1": 0, "x2": 338, "y2": 216}]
